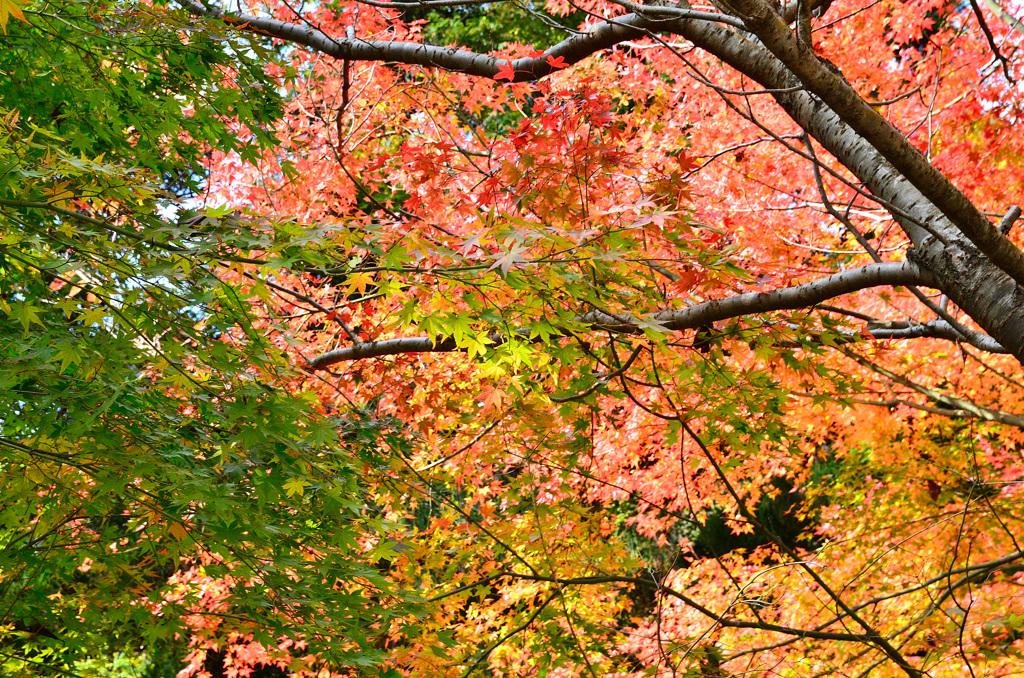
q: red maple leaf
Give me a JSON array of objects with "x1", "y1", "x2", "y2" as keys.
[
  {"x1": 545, "y1": 55, "x2": 568, "y2": 69},
  {"x1": 494, "y1": 61, "x2": 515, "y2": 81}
]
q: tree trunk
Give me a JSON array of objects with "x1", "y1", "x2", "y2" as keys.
[{"x1": 672, "y1": 18, "x2": 1024, "y2": 364}]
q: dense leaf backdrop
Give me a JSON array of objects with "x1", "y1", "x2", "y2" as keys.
[{"x1": 2, "y1": 0, "x2": 1024, "y2": 676}]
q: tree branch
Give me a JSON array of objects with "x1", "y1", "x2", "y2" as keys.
[
  {"x1": 666, "y1": 17, "x2": 1024, "y2": 362},
  {"x1": 851, "y1": 396, "x2": 1023, "y2": 424},
  {"x1": 496, "y1": 572, "x2": 878, "y2": 642},
  {"x1": 177, "y1": 1, "x2": 740, "y2": 81},
  {"x1": 980, "y1": 0, "x2": 1024, "y2": 35},
  {"x1": 968, "y1": 0, "x2": 1014, "y2": 82},
  {"x1": 720, "y1": 0, "x2": 1024, "y2": 289},
  {"x1": 680, "y1": 422, "x2": 924, "y2": 678},
  {"x1": 308, "y1": 261, "x2": 934, "y2": 369},
  {"x1": 647, "y1": 261, "x2": 935, "y2": 331},
  {"x1": 836, "y1": 346, "x2": 1024, "y2": 427},
  {"x1": 999, "y1": 205, "x2": 1022, "y2": 236},
  {"x1": 867, "y1": 319, "x2": 1006, "y2": 353}
]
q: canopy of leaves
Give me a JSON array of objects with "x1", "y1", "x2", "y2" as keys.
[{"x1": 4, "y1": 0, "x2": 1024, "y2": 676}]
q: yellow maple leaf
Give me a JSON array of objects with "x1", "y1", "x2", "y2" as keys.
[
  {"x1": 168, "y1": 521, "x2": 189, "y2": 541},
  {"x1": 344, "y1": 270, "x2": 374, "y2": 295},
  {"x1": 0, "y1": 0, "x2": 28, "y2": 34},
  {"x1": 47, "y1": 180, "x2": 75, "y2": 209}
]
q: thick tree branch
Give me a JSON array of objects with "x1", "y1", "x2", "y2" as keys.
[
  {"x1": 867, "y1": 319, "x2": 1006, "y2": 353},
  {"x1": 179, "y1": 1, "x2": 737, "y2": 81},
  {"x1": 719, "y1": 0, "x2": 1024, "y2": 289},
  {"x1": 308, "y1": 262, "x2": 934, "y2": 369},
  {"x1": 665, "y1": 18, "x2": 1024, "y2": 362},
  {"x1": 852, "y1": 396, "x2": 1023, "y2": 424},
  {"x1": 647, "y1": 261, "x2": 935, "y2": 331}
]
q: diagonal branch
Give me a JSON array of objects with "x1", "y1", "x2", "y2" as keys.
[
  {"x1": 666, "y1": 18, "x2": 1024, "y2": 362},
  {"x1": 968, "y1": 0, "x2": 1014, "y2": 81},
  {"x1": 836, "y1": 346, "x2": 1024, "y2": 427},
  {"x1": 980, "y1": 0, "x2": 1024, "y2": 34},
  {"x1": 496, "y1": 572, "x2": 877, "y2": 642},
  {"x1": 719, "y1": 0, "x2": 1024, "y2": 289}
]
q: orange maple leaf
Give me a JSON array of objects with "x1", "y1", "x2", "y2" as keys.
[{"x1": 0, "y1": 0, "x2": 28, "y2": 33}]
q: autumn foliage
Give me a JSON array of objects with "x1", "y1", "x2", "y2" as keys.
[{"x1": 3, "y1": 0, "x2": 1024, "y2": 676}]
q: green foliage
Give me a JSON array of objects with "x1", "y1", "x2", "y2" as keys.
[
  {"x1": 0, "y1": 0, "x2": 282, "y2": 196},
  {"x1": 691, "y1": 479, "x2": 814, "y2": 557},
  {"x1": 614, "y1": 476, "x2": 815, "y2": 570},
  {"x1": 400, "y1": 3, "x2": 585, "y2": 53},
  {"x1": 0, "y1": 2, "x2": 409, "y2": 674}
]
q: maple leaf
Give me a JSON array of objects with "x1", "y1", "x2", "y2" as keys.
[
  {"x1": 675, "y1": 152, "x2": 698, "y2": 174},
  {"x1": 459, "y1": 233, "x2": 486, "y2": 256},
  {"x1": 168, "y1": 522, "x2": 189, "y2": 542},
  {"x1": 11, "y1": 301, "x2": 42, "y2": 330},
  {"x1": 0, "y1": 0, "x2": 27, "y2": 33},
  {"x1": 546, "y1": 55, "x2": 569, "y2": 69},
  {"x1": 488, "y1": 242, "x2": 528, "y2": 276},
  {"x1": 494, "y1": 60, "x2": 516, "y2": 81},
  {"x1": 345, "y1": 270, "x2": 374, "y2": 294},
  {"x1": 52, "y1": 342, "x2": 82, "y2": 372},
  {"x1": 283, "y1": 477, "x2": 308, "y2": 497},
  {"x1": 478, "y1": 387, "x2": 506, "y2": 413}
]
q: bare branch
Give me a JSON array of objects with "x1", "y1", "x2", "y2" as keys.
[
  {"x1": 999, "y1": 205, "x2": 1022, "y2": 236},
  {"x1": 968, "y1": 0, "x2": 1014, "y2": 82},
  {"x1": 837, "y1": 346, "x2": 1024, "y2": 427},
  {"x1": 496, "y1": 572, "x2": 876, "y2": 642},
  {"x1": 867, "y1": 319, "x2": 1007, "y2": 353},
  {"x1": 644, "y1": 261, "x2": 935, "y2": 329},
  {"x1": 980, "y1": 0, "x2": 1024, "y2": 34},
  {"x1": 666, "y1": 18, "x2": 1024, "y2": 362}
]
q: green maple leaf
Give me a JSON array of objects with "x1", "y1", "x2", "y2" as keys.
[
  {"x1": 283, "y1": 477, "x2": 309, "y2": 497},
  {"x1": 11, "y1": 301, "x2": 42, "y2": 330},
  {"x1": 52, "y1": 342, "x2": 82, "y2": 372}
]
